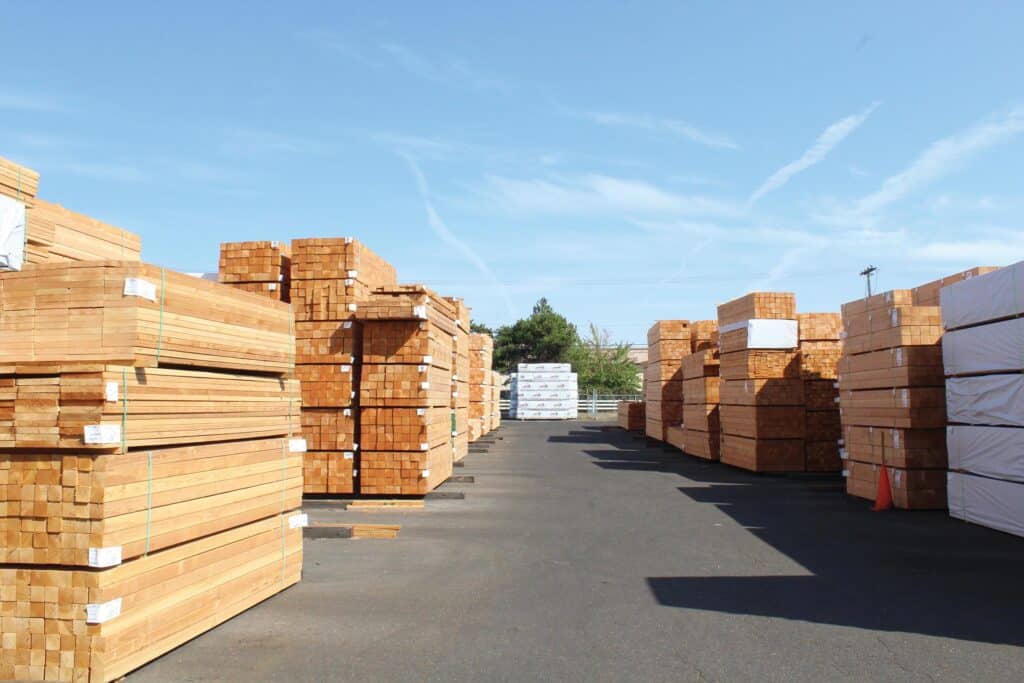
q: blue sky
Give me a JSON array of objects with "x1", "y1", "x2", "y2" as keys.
[{"x1": 3, "y1": 2, "x2": 1023, "y2": 344}]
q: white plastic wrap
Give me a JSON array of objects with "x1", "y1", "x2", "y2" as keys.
[
  {"x1": 510, "y1": 408, "x2": 576, "y2": 420},
  {"x1": 940, "y1": 261, "x2": 1021, "y2": 330},
  {"x1": 517, "y1": 363, "x2": 572, "y2": 373},
  {"x1": 510, "y1": 371, "x2": 577, "y2": 383},
  {"x1": 947, "y1": 425, "x2": 1024, "y2": 483},
  {"x1": 942, "y1": 317, "x2": 1024, "y2": 376},
  {"x1": 948, "y1": 471, "x2": 1024, "y2": 538},
  {"x1": 0, "y1": 194, "x2": 27, "y2": 271},
  {"x1": 720, "y1": 318, "x2": 798, "y2": 349},
  {"x1": 946, "y1": 374, "x2": 1024, "y2": 427},
  {"x1": 514, "y1": 389, "x2": 580, "y2": 400},
  {"x1": 510, "y1": 398, "x2": 577, "y2": 410}
]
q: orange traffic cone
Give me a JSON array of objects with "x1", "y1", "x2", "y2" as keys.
[{"x1": 872, "y1": 466, "x2": 893, "y2": 511}]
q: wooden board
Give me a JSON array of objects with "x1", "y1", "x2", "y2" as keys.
[
  {"x1": 681, "y1": 349, "x2": 720, "y2": 380},
  {"x1": 646, "y1": 320, "x2": 690, "y2": 347},
  {"x1": 682, "y1": 376, "x2": 719, "y2": 405},
  {"x1": 218, "y1": 241, "x2": 290, "y2": 284},
  {"x1": 844, "y1": 460, "x2": 947, "y2": 509},
  {"x1": 295, "y1": 321, "x2": 361, "y2": 365},
  {"x1": 797, "y1": 312, "x2": 842, "y2": 341},
  {"x1": 645, "y1": 399, "x2": 682, "y2": 424},
  {"x1": 681, "y1": 428, "x2": 720, "y2": 461},
  {"x1": 360, "y1": 407, "x2": 451, "y2": 451},
  {"x1": 665, "y1": 424, "x2": 686, "y2": 450},
  {"x1": 25, "y1": 199, "x2": 142, "y2": 266},
  {"x1": 359, "y1": 444, "x2": 453, "y2": 495},
  {"x1": 805, "y1": 440, "x2": 841, "y2": 472},
  {"x1": 682, "y1": 403, "x2": 719, "y2": 433},
  {"x1": 617, "y1": 401, "x2": 645, "y2": 431},
  {"x1": 0, "y1": 155, "x2": 40, "y2": 203},
  {"x1": 296, "y1": 363, "x2": 356, "y2": 408},
  {"x1": 717, "y1": 292, "x2": 795, "y2": 327},
  {"x1": 359, "y1": 364, "x2": 451, "y2": 407},
  {"x1": 719, "y1": 378, "x2": 804, "y2": 406},
  {"x1": 798, "y1": 340, "x2": 842, "y2": 379},
  {"x1": 354, "y1": 286, "x2": 458, "y2": 336},
  {"x1": 362, "y1": 320, "x2": 453, "y2": 370},
  {"x1": 720, "y1": 404, "x2": 805, "y2": 439},
  {"x1": 719, "y1": 350, "x2": 799, "y2": 381},
  {"x1": 0, "y1": 261, "x2": 293, "y2": 375},
  {"x1": 290, "y1": 237, "x2": 397, "y2": 284},
  {"x1": 720, "y1": 433, "x2": 804, "y2": 472},
  {"x1": 301, "y1": 408, "x2": 356, "y2": 451},
  {"x1": 841, "y1": 425, "x2": 948, "y2": 469}
]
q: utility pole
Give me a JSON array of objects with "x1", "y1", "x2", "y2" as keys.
[{"x1": 860, "y1": 265, "x2": 878, "y2": 297}]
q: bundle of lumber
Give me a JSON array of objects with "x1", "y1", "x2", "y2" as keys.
[
  {"x1": 23, "y1": 199, "x2": 141, "y2": 267},
  {"x1": 644, "y1": 321, "x2": 690, "y2": 442},
  {"x1": 0, "y1": 261, "x2": 293, "y2": 374},
  {"x1": 681, "y1": 349, "x2": 721, "y2": 460},
  {"x1": 1, "y1": 260, "x2": 305, "y2": 681},
  {"x1": 940, "y1": 261, "x2": 1024, "y2": 536},
  {"x1": 718, "y1": 293, "x2": 804, "y2": 472},
  {"x1": 469, "y1": 333, "x2": 494, "y2": 440},
  {"x1": 836, "y1": 271, "x2": 989, "y2": 508},
  {"x1": 799, "y1": 313, "x2": 843, "y2": 472},
  {"x1": 290, "y1": 238, "x2": 397, "y2": 322},
  {"x1": 218, "y1": 240, "x2": 290, "y2": 302},
  {"x1": 0, "y1": 155, "x2": 39, "y2": 204},
  {"x1": 490, "y1": 370, "x2": 503, "y2": 430},
  {"x1": 290, "y1": 238, "x2": 394, "y2": 495},
  {"x1": 617, "y1": 401, "x2": 645, "y2": 432},
  {"x1": 357, "y1": 303, "x2": 455, "y2": 495},
  {"x1": 445, "y1": 298, "x2": 471, "y2": 461}
]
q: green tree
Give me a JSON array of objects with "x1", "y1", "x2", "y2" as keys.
[
  {"x1": 469, "y1": 320, "x2": 493, "y2": 336},
  {"x1": 493, "y1": 298, "x2": 579, "y2": 372},
  {"x1": 568, "y1": 324, "x2": 642, "y2": 394}
]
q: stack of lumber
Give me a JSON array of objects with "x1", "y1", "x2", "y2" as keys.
[
  {"x1": 644, "y1": 321, "x2": 690, "y2": 441},
  {"x1": 218, "y1": 240, "x2": 291, "y2": 302},
  {"x1": 681, "y1": 349, "x2": 721, "y2": 460},
  {"x1": 799, "y1": 313, "x2": 843, "y2": 471},
  {"x1": 836, "y1": 273, "x2": 981, "y2": 508},
  {"x1": 941, "y1": 261, "x2": 1024, "y2": 536},
  {"x1": 445, "y1": 298, "x2": 471, "y2": 461},
  {"x1": 291, "y1": 237, "x2": 395, "y2": 495},
  {"x1": 509, "y1": 363, "x2": 577, "y2": 420},
  {"x1": 356, "y1": 286, "x2": 455, "y2": 495},
  {"x1": 0, "y1": 260, "x2": 304, "y2": 682},
  {"x1": 469, "y1": 333, "x2": 494, "y2": 438},
  {"x1": 617, "y1": 401, "x2": 645, "y2": 432},
  {"x1": 490, "y1": 370, "x2": 503, "y2": 430},
  {"x1": 0, "y1": 155, "x2": 39, "y2": 204},
  {"x1": 717, "y1": 293, "x2": 804, "y2": 472},
  {"x1": 0, "y1": 156, "x2": 37, "y2": 272},
  {"x1": 665, "y1": 320, "x2": 718, "y2": 451}
]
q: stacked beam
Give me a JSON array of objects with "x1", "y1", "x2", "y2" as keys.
[
  {"x1": 644, "y1": 321, "x2": 690, "y2": 441},
  {"x1": 665, "y1": 321, "x2": 718, "y2": 451},
  {"x1": 356, "y1": 286, "x2": 455, "y2": 495},
  {"x1": 1, "y1": 260, "x2": 305, "y2": 682},
  {"x1": 469, "y1": 333, "x2": 494, "y2": 439},
  {"x1": 445, "y1": 298, "x2": 471, "y2": 462},
  {"x1": 799, "y1": 313, "x2": 843, "y2": 472},
  {"x1": 681, "y1": 349, "x2": 721, "y2": 460},
  {"x1": 717, "y1": 293, "x2": 803, "y2": 472},
  {"x1": 617, "y1": 401, "x2": 645, "y2": 432},
  {"x1": 509, "y1": 364, "x2": 577, "y2": 419},
  {"x1": 218, "y1": 240, "x2": 291, "y2": 302},
  {"x1": 838, "y1": 287, "x2": 949, "y2": 508},
  {"x1": 490, "y1": 370, "x2": 503, "y2": 430},
  {"x1": 941, "y1": 261, "x2": 1024, "y2": 536},
  {"x1": 290, "y1": 238, "x2": 397, "y2": 495}
]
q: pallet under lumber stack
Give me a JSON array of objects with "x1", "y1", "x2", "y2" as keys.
[
  {"x1": 445, "y1": 298, "x2": 471, "y2": 462},
  {"x1": 681, "y1": 349, "x2": 721, "y2": 460},
  {"x1": 290, "y1": 238, "x2": 397, "y2": 495},
  {"x1": 218, "y1": 240, "x2": 291, "y2": 302},
  {"x1": 644, "y1": 321, "x2": 690, "y2": 442},
  {"x1": 717, "y1": 293, "x2": 804, "y2": 472},
  {"x1": 468, "y1": 333, "x2": 493, "y2": 439},
  {"x1": 0, "y1": 260, "x2": 305, "y2": 683},
  {"x1": 941, "y1": 262, "x2": 1024, "y2": 536},
  {"x1": 799, "y1": 313, "x2": 843, "y2": 472},
  {"x1": 617, "y1": 401, "x2": 645, "y2": 432},
  {"x1": 837, "y1": 268, "x2": 991, "y2": 509},
  {"x1": 356, "y1": 285, "x2": 456, "y2": 495}
]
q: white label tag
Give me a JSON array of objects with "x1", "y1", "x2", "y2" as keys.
[
  {"x1": 344, "y1": 237, "x2": 353, "y2": 244},
  {"x1": 420, "y1": 442, "x2": 429, "y2": 451},
  {"x1": 892, "y1": 430, "x2": 900, "y2": 449},
  {"x1": 347, "y1": 269, "x2": 358, "y2": 278},
  {"x1": 88, "y1": 546, "x2": 123, "y2": 568},
  {"x1": 340, "y1": 365, "x2": 351, "y2": 373},
  {"x1": 841, "y1": 469, "x2": 849, "y2": 478},
  {"x1": 413, "y1": 305, "x2": 428, "y2": 319},
  {"x1": 105, "y1": 381, "x2": 119, "y2": 403},
  {"x1": 343, "y1": 321, "x2": 353, "y2": 329},
  {"x1": 418, "y1": 365, "x2": 428, "y2": 372},
  {"x1": 416, "y1": 408, "x2": 426, "y2": 416},
  {"x1": 347, "y1": 303, "x2": 357, "y2": 311},
  {"x1": 123, "y1": 277, "x2": 157, "y2": 302},
  {"x1": 288, "y1": 438, "x2": 308, "y2": 453},
  {"x1": 343, "y1": 452, "x2": 354, "y2": 459},
  {"x1": 344, "y1": 278, "x2": 354, "y2": 286},
  {"x1": 420, "y1": 381, "x2": 430, "y2": 390},
  {"x1": 422, "y1": 355, "x2": 432, "y2": 364},
  {"x1": 421, "y1": 469, "x2": 431, "y2": 478},
  {"x1": 353, "y1": 443, "x2": 359, "y2": 451},
  {"x1": 288, "y1": 513, "x2": 309, "y2": 529},
  {"x1": 84, "y1": 424, "x2": 121, "y2": 445},
  {"x1": 269, "y1": 283, "x2": 278, "y2": 291},
  {"x1": 343, "y1": 408, "x2": 352, "y2": 417},
  {"x1": 86, "y1": 598, "x2": 122, "y2": 624},
  {"x1": 271, "y1": 240, "x2": 280, "y2": 248},
  {"x1": 894, "y1": 347, "x2": 903, "y2": 366}
]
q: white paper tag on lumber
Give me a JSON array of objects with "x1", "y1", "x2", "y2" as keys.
[
  {"x1": 269, "y1": 283, "x2": 279, "y2": 291},
  {"x1": 123, "y1": 278, "x2": 157, "y2": 302},
  {"x1": 86, "y1": 598, "x2": 122, "y2": 624},
  {"x1": 413, "y1": 305, "x2": 428, "y2": 319},
  {"x1": 347, "y1": 303, "x2": 358, "y2": 311},
  {"x1": 416, "y1": 408, "x2": 426, "y2": 416},
  {"x1": 105, "y1": 381, "x2": 119, "y2": 403},
  {"x1": 420, "y1": 442, "x2": 429, "y2": 451},
  {"x1": 421, "y1": 469, "x2": 431, "y2": 478},
  {"x1": 343, "y1": 451, "x2": 354, "y2": 459},
  {"x1": 0, "y1": 195, "x2": 27, "y2": 271},
  {"x1": 344, "y1": 278, "x2": 354, "y2": 286},
  {"x1": 340, "y1": 365, "x2": 351, "y2": 373},
  {"x1": 417, "y1": 365, "x2": 428, "y2": 373},
  {"x1": 420, "y1": 381, "x2": 430, "y2": 390},
  {"x1": 353, "y1": 469, "x2": 358, "y2": 477},
  {"x1": 289, "y1": 438, "x2": 308, "y2": 453},
  {"x1": 288, "y1": 513, "x2": 309, "y2": 529},
  {"x1": 84, "y1": 424, "x2": 121, "y2": 445},
  {"x1": 343, "y1": 321, "x2": 353, "y2": 329},
  {"x1": 422, "y1": 355, "x2": 432, "y2": 364},
  {"x1": 343, "y1": 408, "x2": 352, "y2": 417},
  {"x1": 346, "y1": 269, "x2": 358, "y2": 278},
  {"x1": 353, "y1": 443, "x2": 359, "y2": 451},
  {"x1": 344, "y1": 237, "x2": 353, "y2": 244},
  {"x1": 88, "y1": 546, "x2": 123, "y2": 568}
]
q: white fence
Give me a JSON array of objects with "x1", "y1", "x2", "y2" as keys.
[{"x1": 500, "y1": 394, "x2": 642, "y2": 416}]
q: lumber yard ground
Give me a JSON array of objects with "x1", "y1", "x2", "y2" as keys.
[{"x1": 133, "y1": 421, "x2": 1024, "y2": 683}]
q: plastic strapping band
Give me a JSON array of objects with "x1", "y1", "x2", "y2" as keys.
[
  {"x1": 155, "y1": 268, "x2": 166, "y2": 364},
  {"x1": 145, "y1": 451, "x2": 153, "y2": 555},
  {"x1": 121, "y1": 368, "x2": 128, "y2": 453}
]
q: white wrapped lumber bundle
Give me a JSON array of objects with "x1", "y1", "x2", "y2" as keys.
[
  {"x1": 0, "y1": 366, "x2": 299, "y2": 452},
  {"x1": 0, "y1": 261, "x2": 293, "y2": 375},
  {"x1": 0, "y1": 437, "x2": 302, "y2": 566},
  {"x1": 0, "y1": 512, "x2": 303, "y2": 683}
]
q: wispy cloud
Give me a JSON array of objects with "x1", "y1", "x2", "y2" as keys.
[
  {"x1": 0, "y1": 89, "x2": 63, "y2": 112},
  {"x1": 220, "y1": 127, "x2": 321, "y2": 155},
  {"x1": 301, "y1": 30, "x2": 380, "y2": 66},
  {"x1": 371, "y1": 132, "x2": 453, "y2": 154},
  {"x1": 750, "y1": 102, "x2": 879, "y2": 202},
  {"x1": 854, "y1": 106, "x2": 1024, "y2": 216},
  {"x1": 62, "y1": 162, "x2": 147, "y2": 183},
  {"x1": 380, "y1": 42, "x2": 512, "y2": 93},
  {"x1": 848, "y1": 164, "x2": 870, "y2": 177},
  {"x1": 474, "y1": 174, "x2": 742, "y2": 217},
  {"x1": 404, "y1": 157, "x2": 515, "y2": 317},
  {"x1": 573, "y1": 109, "x2": 738, "y2": 150},
  {"x1": 911, "y1": 236, "x2": 1024, "y2": 264},
  {"x1": 746, "y1": 244, "x2": 823, "y2": 291}
]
